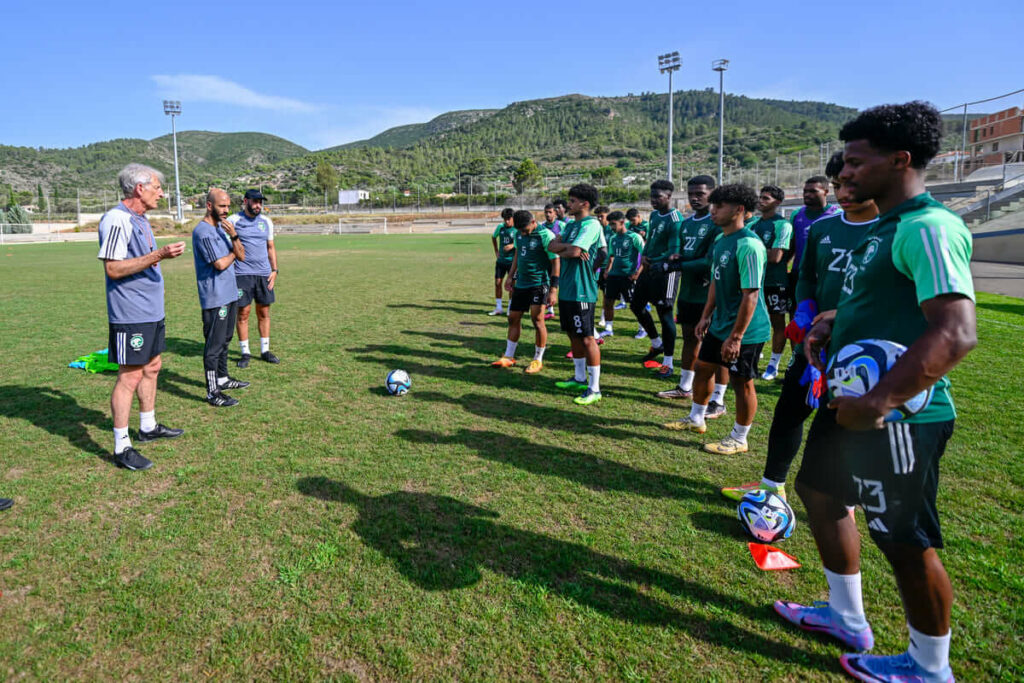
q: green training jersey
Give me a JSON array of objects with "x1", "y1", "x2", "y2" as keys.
[
  {"x1": 831, "y1": 193, "x2": 974, "y2": 423},
  {"x1": 750, "y1": 215, "x2": 794, "y2": 287},
  {"x1": 627, "y1": 219, "x2": 648, "y2": 239},
  {"x1": 677, "y1": 213, "x2": 720, "y2": 303},
  {"x1": 602, "y1": 222, "x2": 614, "y2": 248},
  {"x1": 608, "y1": 230, "x2": 644, "y2": 277},
  {"x1": 558, "y1": 216, "x2": 603, "y2": 303},
  {"x1": 493, "y1": 223, "x2": 516, "y2": 265},
  {"x1": 709, "y1": 228, "x2": 771, "y2": 344},
  {"x1": 513, "y1": 227, "x2": 557, "y2": 289},
  {"x1": 643, "y1": 209, "x2": 683, "y2": 264}
]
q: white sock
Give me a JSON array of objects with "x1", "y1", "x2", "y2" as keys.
[
  {"x1": 604, "y1": 321, "x2": 613, "y2": 332},
  {"x1": 598, "y1": 316, "x2": 606, "y2": 327},
  {"x1": 534, "y1": 346, "x2": 545, "y2": 361},
  {"x1": 678, "y1": 369, "x2": 695, "y2": 391},
  {"x1": 770, "y1": 352, "x2": 783, "y2": 368},
  {"x1": 239, "y1": 339, "x2": 250, "y2": 355},
  {"x1": 761, "y1": 477, "x2": 785, "y2": 490},
  {"x1": 662, "y1": 355, "x2": 674, "y2": 370},
  {"x1": 689, "y1": 402, "x2": 707, "y2": 423},
  {"x1": 139, "y1": 410, "x2": 156, "y2": 433},
  {"x1": 730, "y1": 422, "x2": 751, "y2": 443},
  {"x1": 587, "y1": 365, "x2": 601, "y2": 393},
  {"x1": 495, "y1": 297, "x2": 503, "y2": 311},
  {"x1": 824, "y1": 569, "x2": 868, "y2": 630},
  {"x1": 218, "y1": 376, "x2": 229, "y2": 387},
  {"x1": 113, "y1": 426, "x2": 131, "y2": 455},
  {"x1": 573, "y1": 358, "x2": 586, "y2": 382},
  {"x1": 504, "y1": 340, "x2": 518, "y2": 358},
  {"x1": 650, "y1": 336, "x2": 663, "y2": 350},
  {"x1": 260, "y1": 337, "x2": 270, "y2": 354},
  {"x1": 908, "y1": 624, "x2": 950, "y2": 674},
  {"x1": 710, "y1": 383, "x2": 727, "y2": 404},
  {"x1": 547, "y1": 305, "x2": 554, "y2": 314}
]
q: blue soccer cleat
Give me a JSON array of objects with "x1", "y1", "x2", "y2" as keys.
[
  {"x1": 840, "y1": 651, "x2": 954, "y2": 682},
  {"x1": 774, "y1": 600, "x2": 874, "y2": 652}
]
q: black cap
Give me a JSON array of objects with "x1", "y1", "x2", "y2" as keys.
[{"x1": 244, "y1": 189, "x2": 266, "y2": 201}]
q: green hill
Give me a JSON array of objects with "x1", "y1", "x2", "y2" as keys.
[{"x1": 332, "y1": 109, "x2": 498, "y2": 150}]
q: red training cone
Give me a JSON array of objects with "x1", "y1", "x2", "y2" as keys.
[{"x1": 749, "y1": 543, "x2": 801, "y2": 571}]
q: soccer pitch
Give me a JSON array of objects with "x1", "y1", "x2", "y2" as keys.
[{"x1": 0, "y1": 235, "x2": 1021, "y2": 680}]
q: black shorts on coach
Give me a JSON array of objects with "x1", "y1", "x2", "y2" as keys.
[
  {"x1": 236, "y1": 274, "x2": 276, "y2": 307},
  {"x1": 698, "y1": 333, "x2": 763, "y2": 379},
  {"x1": 559, "y1": 300, "x2": 596, "y2": 336},
  {"x1": 108, "y1": 319, "x2": 167, "y2": 366},
  {"x1": 510, "y1": 285, "x2": 549, "y2": 312},
  {"x1": 676, "y1": 300, "x2": 705, "y2": 326}
]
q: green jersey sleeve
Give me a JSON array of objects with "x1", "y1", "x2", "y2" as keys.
[
  {"x1": 736, "y1": 237, "x2": 767, "y2": 290},
  {"x1": 569, "y1": 221, "x2": 600, "y2": 251},
  {"x1": 773, "y1": 221, "x2": 793, "y2": 249},
  {"x1": 891, "y1": 220, "x2": 975, "y2": 304},
  {"x1": 492, "y1": 224, "x2": 501, "y2": 238},
  {"x1": 540, "y1": 229, "x2": 559, "y2": 259}
]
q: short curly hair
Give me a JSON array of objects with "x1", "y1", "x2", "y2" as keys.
[
  {"x1": 840, "y1": 101, "x2": 942, "y2": 169},
  {"x1": 824, "y1": 151, "x2": 845, "y2": 180},
  {"x1": 760, "y1": 185, "x2": 785, "y2": 202},
  {"x1": 567, "y1": 183, "x2": 599, "y2": 210},
  {"x1": 650, "y1": 179, "x2": 675, "y2": 194},
  {"x1": 709, "y1": 183, "x2": 758, "y2": 212}
]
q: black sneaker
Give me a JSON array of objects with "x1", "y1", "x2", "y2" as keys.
[
  {"x1": 706, "y1": 401, "x2": 728, "y2": 419},
  {"x1": 207, "y1": 392, "x2": 239, "y2": 407},
  {"x1": 0, "y1": 498, "x2": 12, "y2": 511},
  {"x1": 641, "y1": 346, "x2": 663, "y2": 364},
  {"x1": 115, "y1": 447, "x2": 153, "y2": 471},
  {"x1": 237, "y1": 354, "x2": 251, "y2": 368},
  {"x1": 218, "y1": 377, "x2": 250, "y2": 390},
  {"x1": 137, "y1": 423, "x2": 185, "y2": 443},
  {"x1": 260, "y1": 351, "x2": 280, "y2": 364}
]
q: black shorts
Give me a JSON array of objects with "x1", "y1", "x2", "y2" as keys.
[
  {"x1": 559, "y1": 300, "x2": 596, "y2": 337},
  {"x1": 236, "y1": 274, "x2": 276, "y2": 307},
  {"x1": 108, "y1": 319, "x2": 166, "y2": 366},
  {"x1": 764, "y1": 285, "x2": 791, "y2": 315},
  {"x1": 604, "y1": 275, "x2": 635, "y2": 303},
  {"x1": 510, "y1": 285, "x2": 549, "y2": 312},
  {"x1": 795, "y1": 407, "x2": 857, "y2": 505},
  {"x1": 636, "y1": 270, "x2": 680, "y2": 308},
  {"x1": 495, "y1": 261, "x2": 512, "y2": 279},
  {"x1": 697, "y1": 333, "x2": 764, "y2": 379},
  {"x1": 676, "y1": 300, "x2": 706, "y2": 326}
]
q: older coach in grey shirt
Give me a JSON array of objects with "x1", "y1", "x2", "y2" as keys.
[{"x1": 97, "y1": 163, "x2": 186, "y2": 471}]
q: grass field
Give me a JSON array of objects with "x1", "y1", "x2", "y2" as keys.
[{"x1": 0, "y1": 235, "x2": 1021, "y2": 681}]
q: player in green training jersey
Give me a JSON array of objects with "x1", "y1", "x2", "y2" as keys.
[
  {"x1": 663, "y1": 184, "x2": 770, "y2": 456},
  {"x1": 489, "y1": 208, "x2": 516, "y2": 315},
  {"x1": 547, "y1": 184, "x2": 607, "y2": 405},
  {"x1": 594, "y1": 206, "x2": 612, "y2": 332},
  {"x1": 492, "y1": 210, "x2": 559, "y2": 374},
  {"x1": 631, "y1": 180, "x2": 684, "y2": 378},
  {"x1": 539, "y1": 203, "x2": 562, "y2": 319},
  {"x1": 600, "y1": 211, "x2": 643, "y2": 338},
  {"x1": 721, "y1": 152, "x2": 878, "y2": 503},
  {"x1": 749, "y1": 185, "x2": 794, "y2": 381},
  {"x1": 657, "y1": 175, "x2": 730, "y2": 417},
  {"x1": 625, "y1": 208, "x2": 648, "y2": 240},
  {"x1": 776, "y1": 103, "x2": 976, "y2": 683}
]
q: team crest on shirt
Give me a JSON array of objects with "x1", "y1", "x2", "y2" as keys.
[
  {"x1": 218, "y1": 306, "x2": 228, "y2": 319},
  {"x1": 698, "y1": 226, "x2": 707, "y2": 237},
  {"x1": 129, "y1": 334, "x2": 144, "y2": 350},
  {"x1": 862, "y1": 237, "x2": 883, "y2": 264},
  {"x1": 719, "y1": 252, "x2": 731, "y2": 266},
  {"x1": 258, "y1": 221, "x2": 267, "y2": 232},
  {"x1": 237, "y1": 288, "x2": 243, "y2": 299}
]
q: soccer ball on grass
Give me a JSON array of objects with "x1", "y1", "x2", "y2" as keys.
[{"x1": 386, "y1": 369, "x2": 411, "y2": 396}]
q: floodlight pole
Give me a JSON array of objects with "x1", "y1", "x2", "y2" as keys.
[
  {"x1": 713, "y1": 60, "x2": 729, "y2": 186},
  {"x1": 658, "y1": 52, "x2": 681, "y2": 183},
  {"x1": 163, "y1": 100, "x2": 183, "y2": 222}
]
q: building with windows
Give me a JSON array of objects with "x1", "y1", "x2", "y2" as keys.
[{"x1": 968, "y1": 106, "x2": 1024, "y2": 173}]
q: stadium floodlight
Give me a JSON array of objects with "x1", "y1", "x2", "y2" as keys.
[
  {"x1": 163, "y1": 100, "x2": 184, "y2": 222},
  {"x1": 658, "y1": 51, "x2": 682, "y2": 182},
  {"x1": 712, "y1": 60, "x2": 729, "y2": 186}
]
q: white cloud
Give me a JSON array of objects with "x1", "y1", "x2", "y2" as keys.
[{"x1": 152, "y1": 74, "x2": 319, "y2": 113}]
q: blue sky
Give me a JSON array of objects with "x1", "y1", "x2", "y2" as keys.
[{"x1": 2, "y1": 0, "x2": 1021, "y2": 151}]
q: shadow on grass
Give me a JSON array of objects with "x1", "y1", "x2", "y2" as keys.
[
  {"x1": 977, "y1": 300, "x2": 1024, "y2": 317},
  {"x1": 165, "y1": 336, "x2": 208, "y2": 358},
  {"x1": 157, "y1": 368, "x2": 210, "y2": 404},
  {"x1": 412, "y1": 390, "x2": 702, "y2": 447},
  {"x1": 688, "y1": 509, "x2": 750, "y2": 541},
  {"x1": 397, "y1": 427, "x2": 710, "y2": 501},
  {"x1": 295, "y1": 476, "x2": 834, "y2": 668},
  {"x1": 387, "y1": 302, "x2": 486, "y2": 315},
  {"x1": 0, "y1": 385, "x2": 108, "y2": 457}
]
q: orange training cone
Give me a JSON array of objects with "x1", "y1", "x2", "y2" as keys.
[{"x1": 749, "y1": 542, "x2": 801, "y2": 571}]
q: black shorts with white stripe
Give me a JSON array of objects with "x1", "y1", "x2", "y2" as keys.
[
  {"x1": 558, "y1": 300, "x2": 596, "y2": 337},
  {"x1": 108, "y1": 319, "x2": 166, "y2": 366},
  {"x1": 635, "y1": 269, "x2": 680, "y2": 308},
  {"x1": 797, "y1": 408, "x2": 954, "y2": 549}
]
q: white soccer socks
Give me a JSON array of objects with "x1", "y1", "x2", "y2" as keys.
[
  {"x1": 678, "y1": 369, "x2": 695, "y2": 391},
  {"x1": 113, "y1": 426, "x2": 131, "y2": 455},
  {"x1": 824, "y1": 568, "x2": 869, "y2": 631},
  {"x1": 260, "y1": 337, "x2": 270, "y2": 354},
  {"x1": 710, "y1": 383, "x2": 727, "y2": 404},
  {"x1": 239, "y1": 339, "x2": 250, "y2": 355},
  {"x1": 139, "y1": 410, "x2": 156, "y2": 433},
  {"x1": 504, "y1": 340, "x2": 518, "y2": 358}
]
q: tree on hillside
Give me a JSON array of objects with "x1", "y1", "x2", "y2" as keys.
[
  {"x1": 37, "y1": 184, "x2": 47, "y2": 212},
  {"x1": 314, "y1": 160, "x2": 338, "y2": 197},
  {"x1": 6, "y1": 205, "x2": 31, "y2": 233},
  {"x1": 512, "y1": 159, "x2": 542, "y2": 195},
  {"x1": 590, "y1": 166, "x2": 622, "y2": 187}
]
